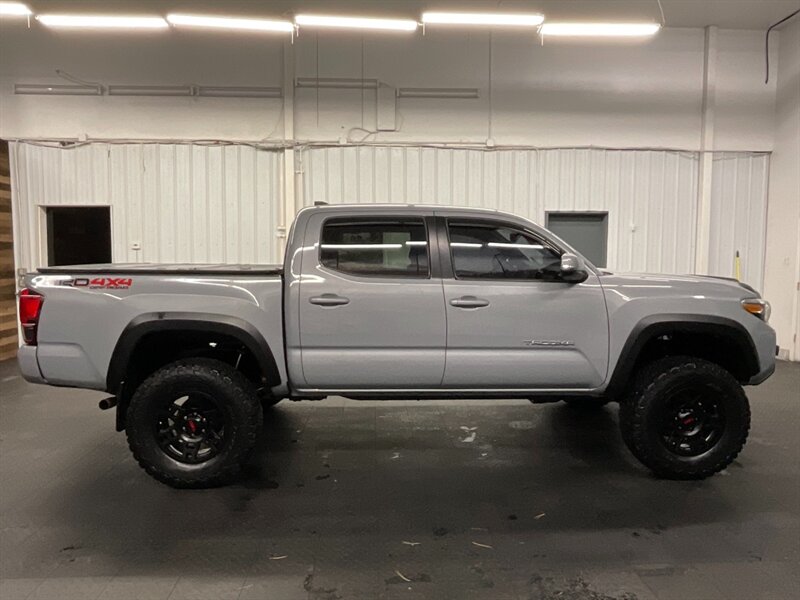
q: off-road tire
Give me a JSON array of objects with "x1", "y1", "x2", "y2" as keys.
[
  {"x1": 126, "y1": 358, "x2": 262, "y2": 488},
  {"x1": 619, "y1": 356, "x2": 750, "y2": 480}
]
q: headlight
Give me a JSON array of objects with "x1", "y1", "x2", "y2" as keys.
[{"x1": 741, "y1": 298, "x2": 771, "y2": 322}]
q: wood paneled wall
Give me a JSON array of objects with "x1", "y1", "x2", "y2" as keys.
[{"x1": 0, "y1": 141, "x2": 17, "y2": 361}]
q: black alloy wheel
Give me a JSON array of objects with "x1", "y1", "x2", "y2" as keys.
[
  {"x1": 659, "y1": 387, "x2": 726, "y2": 457},
  {"x1": 156, "y1": 392, "x2": 227, "y2": 465}
]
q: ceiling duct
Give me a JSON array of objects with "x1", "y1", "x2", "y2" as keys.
[
  {"x1": 296, "y1": 77, "x2": 379, "y2": 90},
  {"x1": 107, "y1": 85, "x2": 194, "y2": 97},
  {"x1": 397, "y1": 87, "x2": 479, "y2": 99},
  {"x1": 197, "y1": 86, "x2": 282, "y2": 98},
  {"x1": 15, "y1": 83, "x2": 102, "y2": 96}
]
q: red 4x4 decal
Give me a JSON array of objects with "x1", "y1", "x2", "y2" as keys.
[
  {"x1": 90, "y1": 277, "x2": 132, "y2": 289},
  {"x1": 62, "y1": 277, "x2": 133, "y2": 289}
]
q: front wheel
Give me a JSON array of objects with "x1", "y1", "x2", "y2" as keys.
[
  {"x1": 126, "y1": 358, "x2": 262, "y2": 488},
  {"x1": 619, "y1": 356, "x2": 750, "y2": 480}
]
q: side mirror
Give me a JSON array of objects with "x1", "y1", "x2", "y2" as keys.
[{"x1": 560, "y1": 253, "x2": 589, "y2": 283}]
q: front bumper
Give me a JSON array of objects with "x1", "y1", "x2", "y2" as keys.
[
  {"x1": 748, "y1": 361, "x2": 776, "y2": 385},
  {"x1": 17, "y1": 345, "x2": 46, "y2": 385},
  {"x1": 745, "y1": 320, "x2": 777, "y2": 386}
]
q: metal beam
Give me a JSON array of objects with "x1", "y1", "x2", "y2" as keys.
[
  {"x1": 279, "y1": 40, "x2": 297, "y2": 253},
  {"x1": 695, "y1": 25, "x2": 718, "y2": 275}
]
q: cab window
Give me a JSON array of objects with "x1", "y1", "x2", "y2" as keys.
[
  {"x1": 447, "y1": 220, "x2": 561, "y2": 280},
  {"x1": 320, "y1": 218, "x2": 429, "y2": 278}
]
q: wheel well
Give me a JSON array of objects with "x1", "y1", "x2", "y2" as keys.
[
  {"x1": 123, "y1": 330, "x2": 265, "y2": 392},
  {"x1": 109, "y1": 319, "x2": 281, "y2": 431},
  {"x1": 633, "y1": 331, "x2": 754, "y2": 380},
  {"x1": 607, "y1": 318, "x2": 760, "y2": 397}
]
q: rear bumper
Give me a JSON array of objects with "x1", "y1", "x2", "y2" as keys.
[{"x1": 17, "y1": 345, "x2": 46, "y2": 385}]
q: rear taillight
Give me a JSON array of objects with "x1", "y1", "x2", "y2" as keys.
[{"x1": 19, "y1": 289, "x2": 44, "y2": 345}]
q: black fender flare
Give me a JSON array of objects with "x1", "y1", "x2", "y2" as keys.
[
  {"x1": 106, "y1": 312, "x2": 282, "y2": 395},
  {"x1": 604, "y1": 314, "x2": 759, "y2": 396}
]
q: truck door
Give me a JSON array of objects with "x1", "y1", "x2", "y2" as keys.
[
  {"x1": 438, "y1": 216, "x2": 609, "y2": 389},
  {"x1": 296, "y1": 211, "x2": 446, "y2": 389}
]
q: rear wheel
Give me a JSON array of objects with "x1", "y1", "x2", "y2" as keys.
[
  {"x1": 126, "y1": 358, "x2": 262, "y2": 488},
  {"x1": 619, "y1": 356, "x2": 750, "y2": 480}
]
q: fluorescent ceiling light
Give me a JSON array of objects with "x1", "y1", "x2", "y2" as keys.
[
  {"x1": 422, "y1": 12, "x2": 543, "y2": 27},
  {"x1": 321, "y1": 244, "x2": 403, "y2": 250},
  {"x1": 197, "y1": 86, "x2": 283, "y2": 98},
  {"x1": 37, "y1": 14, "x2": 168, "y2": 29},
  {"x1": 167, "y1": 14, "x2": 294, "y2": 33},
  {"x1": 397, "y1": 87, "x2": 479, "y2": 99},
  {"x1": 295, "y1": 14, "x2": 417, "y2": 32},
  {"x1": 15, "y1": 83, "x2": 102, "y2": 96},
  {"x1": 0, "y1": 2, "x2": 31, "y2": 16},
  {"x1": 540, "y1": 23, "x2": 661, "y2": 37},
  {"x1": 487, "y1": 242, "x2": 544, "y2": 249}
]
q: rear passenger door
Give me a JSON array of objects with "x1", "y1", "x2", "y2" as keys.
[
  {"x1": 297, "y1": 212, "x2": 446, "y2": 389},
  {"x1": 439, "y1": 216, "x2": 609, "y2": 389}
]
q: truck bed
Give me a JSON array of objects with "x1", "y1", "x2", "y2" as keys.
[
  {"x1": 36, "y1": 263, "x2": 284, "y2": 276},
  {"x1": 21, "y1": 264, "x2": 287, "y2": 394}
]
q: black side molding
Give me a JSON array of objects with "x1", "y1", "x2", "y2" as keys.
[
  {"x1": 106, "y1": 312, "x2": 281, "y2": 394},
  {"x1": 605, "y1": 314, "x2": 760, "y2": 396}
]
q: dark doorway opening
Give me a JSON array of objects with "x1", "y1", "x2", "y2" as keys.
[
  {"x1": 546, "y1": 212, "x2": 609, "y2": 268},
  {"x1": 46, "y1": 207, "x2": 112, "y2": 266}
]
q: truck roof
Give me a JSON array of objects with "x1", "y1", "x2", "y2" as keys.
[{"x1": 304, "y1": 203, "x2": 504, "y2": 214}]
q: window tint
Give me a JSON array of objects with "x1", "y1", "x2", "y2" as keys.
[
  {"x1": 320, "y1": 218, "x2": 429, "y2": 278},
  {"x1": 448, "y1": 221, "x2": 562, "y2": 280}
]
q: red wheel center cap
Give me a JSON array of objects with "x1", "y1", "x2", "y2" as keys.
[
  {"x1": 187, "y1": 420, "x2": 198, "y2": 433},
  {"x1": 682, "y1": 416, "x2": 695, "y2": 426}
]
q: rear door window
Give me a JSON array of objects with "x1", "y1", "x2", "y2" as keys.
[{"x1": 320, "y1": 218, "x2": 429, "y2": 278}]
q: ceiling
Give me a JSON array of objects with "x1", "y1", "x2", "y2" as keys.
[{"x1": 18, "y1": 0, "x2": 800, "y2": 31}]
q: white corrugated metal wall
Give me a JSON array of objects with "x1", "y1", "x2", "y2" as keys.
[
  {"x1": 709, "y1": 152, "x2": 770, "y2": 289},
  {"x1": 10, "y1": 142, "x2": 283, "y2": 271},
  {"x1": 10, "y1": 142, "x2": 769, "y2": 289},
  {"x1": 301, "y1": 146, "x2": 769, "y2": 287}
]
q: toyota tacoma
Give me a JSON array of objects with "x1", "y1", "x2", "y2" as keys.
[{"x1": 17, "y1": 204, "x2": 776, "y2": 487}]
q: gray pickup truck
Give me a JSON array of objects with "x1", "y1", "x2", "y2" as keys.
[{"x1": 18, "y1": 204, "x2": 776, "y2": 488}]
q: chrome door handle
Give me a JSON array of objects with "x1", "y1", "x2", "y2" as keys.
[
  {"x1": 309, "y1": 294, "x2": 350, "y2": 307},
  {"x1": 449, "y1": 296, "x2": 490, "y2": 309}
]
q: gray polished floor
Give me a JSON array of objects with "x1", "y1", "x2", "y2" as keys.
[{"x1": 0, "y1": 359, "x2": 798, "y2": 600}]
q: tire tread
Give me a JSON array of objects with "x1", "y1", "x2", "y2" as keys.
[
  {"x1": 619, "y1": 355, "x2": 750, "y2": 480},
  {"x1": 126, "y1": 358, "x2": 261, "y2": 488}
]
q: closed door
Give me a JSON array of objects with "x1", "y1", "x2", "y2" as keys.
[
  {"x1": 546, "y1": 212, "x2": 608, "y2": 268},
  {"x1": 298, "y1": 213, "x2": 446, "y2": 389},
  {"x1": 441, "y1": 217, "x2": 609, "y2": 389}
]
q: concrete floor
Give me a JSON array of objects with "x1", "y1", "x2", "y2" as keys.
[{"x1": 0, "y1": 360, "x2": 798, "y2": 600}]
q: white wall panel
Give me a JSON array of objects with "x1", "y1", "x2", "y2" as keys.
[
  {"x1": 764, "y1": 16, "x2": 800, "y2": 360},
  {"x1": 303, "y1": 146, "x2": 769, "y2": 283},
  {"x1": 10, "y1": 142, "x2": 283, "y2": 271},
  {"x1": 709, "y1": 152, "x2": 770, "y2": 289},
  {"x1": 302, "y1": 146, "x2": 699, "y2": 275},
  {"x1": 0, "y1": 26, "x2": 777, "y2": 151},
  {"x1": 10, "y1": 142, "x2": 769, "y2": 288}
]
